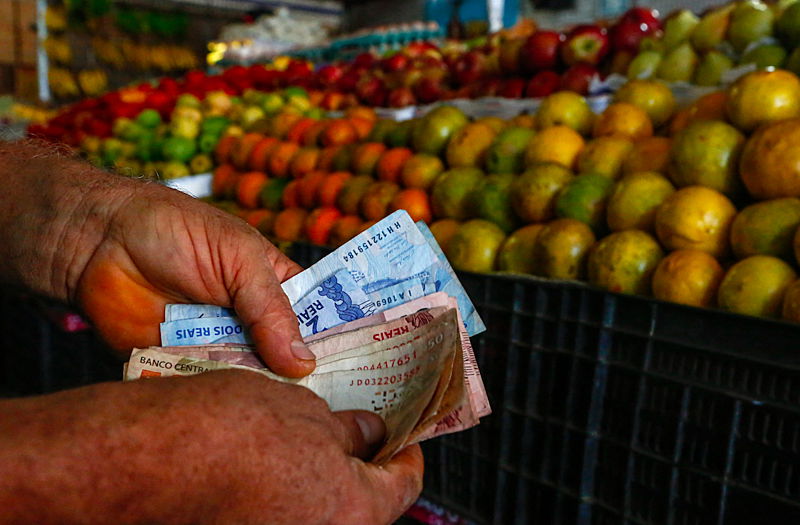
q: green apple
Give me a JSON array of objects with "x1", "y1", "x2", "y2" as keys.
[
  {"x1": 694, "y1": 50, "x2": 735, "y2": 86},
  {"x1": 728, "y1": 0, "x2": 774, "y2": 53},
  {"x1": 691, "y1": 5, "x2": 735, "y2": 52},
  {"x1": 662, "y1": 10, "x2": 700, "y2": 50},
  {"x1": 776, "y1": 2, "x2": 800, "y2": 48},
  {"x1": 627, "y1": 50, "x2": 663, "y2": 79},
  {"x1": 176, "y1": 93, "x2": 201, "y2": 109},
  {"x1": 657, "y1": 42, "x2": 699, "y2": 82},
  {"x1": 112, "y1": 117, "x2": 134, "y2": 138},
  {"x1": 740, "y1": 43, "x2": 787, "y2": 68},
  {"x1": 261, "y1": 92, "x2": 284, "y2": 115},
  {"x1": 102, "y1": 138, "x2": 123, "y2": 164}
]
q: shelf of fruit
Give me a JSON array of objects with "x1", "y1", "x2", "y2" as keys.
[{"x1": 199, "y1": 68, "x2": 800, "y2": 325}]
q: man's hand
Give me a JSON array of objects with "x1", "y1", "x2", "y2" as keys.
[{"x1": 0, "y1": 371, "x2": 424, "y2": 524}]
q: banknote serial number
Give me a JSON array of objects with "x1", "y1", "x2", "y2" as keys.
[
  {"x1": 355, "y1": 351, "x2": 417, "y2": 371},
  {"x1": 341, "y1": 221, "x2": 402, "y2": 263},
  {"x1": 349, "y1": 365, "x2": 421, "y2": 387}
]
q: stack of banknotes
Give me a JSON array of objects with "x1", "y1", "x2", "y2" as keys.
[{"x1": 124, "y1": 210, "x2": 490, "y2": 463}]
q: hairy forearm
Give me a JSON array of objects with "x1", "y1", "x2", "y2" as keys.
[{"x1": 0, "y1": 140, "x2": 136, "y2": 303}]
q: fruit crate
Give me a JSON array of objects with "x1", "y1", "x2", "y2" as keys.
[{"x1": 2, "y1": 244, "x2": 800, "y2": 524}]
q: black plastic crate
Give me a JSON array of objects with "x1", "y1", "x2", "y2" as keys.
[{"x1": 3, "y1": 242, "x2": 800, "y2": 525}]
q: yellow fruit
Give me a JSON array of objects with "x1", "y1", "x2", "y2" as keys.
[
  {"x1": 593, "y1": 102, "x2": 653, "y2": 140},
  {"x1": 496, "y1": 224, "x2": 545, "y2": 274},
  {"x1": 524, "y1": 125, "x2": 585, "y2": 170},
  {"x1": 726, "y1": 69, "x2": 800, "y2": 132},
  {"x1": 587, "y1": 230, "x2": 664, "y2": 295},
  {"x1": 652, "y1": 249, "x2": 725, "y2": 308},
  {"x1": 739, "y1": 118, "x2": 800, "y2": 199},
  {"x1": 447, "y1": 219, "x2": 506, "y2": 273},
  {"x1": 781, "y1": 279, "x2": 800, "y2": 322},
  {"x1": 532, "y1": 218, "x2": 596, "y2": 280},
  {"x1": 535, "y1": 91, "x2": 594, "y2": 135},
  {"x1": 667, "y1": 119, "x2": 745, "y2": 196},
  {"x1": 576, "y1": 136, "x2": 634, "y2": 179},
  {"x1": 655, "y1": 186, "x2": 737, "y2": 257},
  {"x1": 621, "y1": 136, "x2": 672, "y2": 176},
  {"x1": 510, "y1": 163, "x2": 574, "y2": 223},
  {"x1": 607, "y1": 171, "x2": 676, "y2": 232},
  {"x1": 613, "y1": 79, "x2": 677, "y2": 128},
  {"x1": 717, "y1": 255, "x2": 797, "y2": 318},
  {"x1": 730, "y1": 198, "x2": 800, "y2": 261}
]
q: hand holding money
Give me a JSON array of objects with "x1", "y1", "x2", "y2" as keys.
[{"x1": 126, "y1": 211, "x2": 490, "y2": 462}]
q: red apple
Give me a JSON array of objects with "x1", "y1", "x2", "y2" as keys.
[
  {"x1": 525, "y1": 70, "x2": 561, "y2": 98},
  {"x1": 318, "y1": 64, "x2": 345, "y2": 86},
  {"x1": 559, "y1": 62, "x2": 599, "y2": 95},
  {"x1": 414, "y1": 76, "x2": 446, "y2": 103},
  {"x1": 382, "y1": 54, "x2": 410, "y2": 73},
  {"x1": 520, "y1": 30, "x2": 564, "y2": 73},
  {"x1": 450, "y1": 51, "x2": 487, "y2": 87},
  {"x1": 388, "y1": 86, "x2": 417, "y2": 107},
  {"x1": 498, "y1": 77, "x2": 527, "y2": 99},
  {"x1": 620, "y1": 7, "x2": 661, "y2": 33},
  {"x1": 405, "y1": 41, "x2": 439, "y2": 57},
  {"x1": 473, "y1": 77, "x2": 502, "y2": 98},
  {"x1": 353, "y1": 52, "x2": 377, "y2": 71},
  {"x1": 561, "y1": 25, "x2": 609, "y2": 66},
  {"x1": 356, "y1": 76, "x2": 388, "y2": 106}
]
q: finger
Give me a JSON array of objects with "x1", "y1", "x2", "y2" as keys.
[
  {"x1": 361, "y1": 444, "x2": 425, "y2": 523},
  {"x1": 231, "y1": 242, "x2": 315, "y2": 378},
  {"x1": 333, "y1": 410, "x2": 386, "y2": 460},
  {"x1": 266, "y1": 246, "x2": 304, "y2": 282}
]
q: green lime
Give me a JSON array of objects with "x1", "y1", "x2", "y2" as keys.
[
  {"x1": 162, "y1": 136, "x2": 197, "y2": 163},
  {"x1": 136, "y1": 108, "x2": 162, "y2": 129}
]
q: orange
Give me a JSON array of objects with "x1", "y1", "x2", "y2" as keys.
[
  {"x1": 524, "y1": 125, "x2": 585, "y2": 170},
  {"x1": 496, "y1": 224, "x2": 545, "y2": 274},
  {"x1": 535, "y1": 91, "x2": 594, "y2": 135},
  {"x1": 726, "y1": 69, "x2": 800, "y2": 132},
  {"x1": 214, "y1": 135, "x2": 237, "y2": 165},
  {"x1": 235, "y1": 171, "x2": 269, "y2": 209},
  {"x1": 717, "y1": 255, "x2": 797, "y2": 318},
  {"x1": 231, "y1": 133, "x2": 265, "y2": 170},
  {"x1": 429, "y1": 219, "x2": 461, "y2": 255},
  {"x1": 301, "y1": 119, "x2": 330, "y2": 147},
  {"x1": 321, "y1": 119, "x2": 359, "y2": 147},
  {"x1": 267, "y1": 142, "x2": 300, "y2": 178},
  {"x1": 304, "y1": 207, "x2": 342, "y2": 246},
  {"x1": 331, "y1": 143, "x2": 357, "y2": 172},
  {"x1": 613, "y1": 79, "x2": 676, "y2": 128},
  {"x1": 655, "y1": 186, "x2": 737, "y2": 258},
  {"x1": 317, "y1": 171, "x2": 352, "y2": 208},
  {"x1": 587, "y1": 230, "x2": 664, "y2": 295},
  {"x1": 471, "y1": 173, "x2": 519, "y2": 233},
  {"x1": 329, "y1": 215, "x2": 364, "y2": 247},
  {"x1": 211, "y1": 164, "x2": 238, "y2": 199},
  {"x1": 621, "y1": 136, "x2": 672, "y2": 176},
  {"x1": 285, "y1": 117, "x2": 317, "y2": 144},
  {"x1": 474, "y1": 116, "x2": 507, "y2": 133},
  {"x1": 670, "y1": 91, "x2": 728, "y2": 136},
  {"x1": 337, "y1": 175, "x2": 374, "y2": 215},
  {"x1": 377, "y1": 147, "x2": 413, "y2": 183},
  {"x1": 401, "y1": 154, "x2": 446, "y2": 189},
  {"x1": 317, "y1": 145, "x2": 341, "y2": 172},
  {"x1": 389, "y1": 188, "x2": 433, "y2": 224},
  {"x1": 345, "y1": 106, "x2": 378, "y2": 122},
  {"x1": 731, "y1": 198, "x2": 800, "y2": 261},
  {"x1": 445, "y1": 122, "x2": 497, "y2": 168},
  {"x1": 576, "y1": 136, "x2": 634, "y2": 179},
  {"x1": 272, "y1": 207, "x2": 308, "y2": 242},
  {"x1": 532, "y1": 218, "x2": 596, "y2": 280},
  {"x1": 667, "y1": 119, "x2": 744, "y2": 196},
  {"x1": 554, "y1": 173, "x2": 615, "y2": 233},
  {"x1": 510, "y1": 163, "x2": 573, "y2": 223},
  {"x1": 245, "y1": 209, "x2": 276, "y2": 236},
  {"x1": 781, "y1": 280, "x2": 800, "y2": 322},
  {"x1": 447, "y1": 219, "x2": 506, "y2": 273},
  {"x1": 269, "y1": 111, "x2": 303, "y2": 139},
  {"x1": 281, "y1": 179, "x2": 301, "y2": 208},
  {"x1": 510, "y1": 114, "x2": 536, "y2": 129},
  {"x1": 607, "y1": 172, "x2": 675, "y2": 233},
  {"x1": 430, "y1": 168, "x2": 485, "y2": 220},
  {"x1": 652, "y1": 249, "x2": 724, "y2": 308},
  {"x1": 288, "y1": 147, "x2": 320, "y2": 179},
  {"x1": 297, "y1": 170, "x2": 328, "y2": 209},
  {"x1": 360, "y1": 181, "x2": 400, "y2": 221},
  {"x1": 351, "y1": 142, "x2": 387, "y2": 176},
  {"x1": 348, "y1": 117, "x2": 374, "y2": 140},
  {"x1": 592, "y1": 102, "x2": 653, "y2": 140},
  {"x1": 248, "y1": 136, "x2": 280, "y2": 172},
  {"x1": 739, "y1": 118, "x2": 800, "y2": 199}
]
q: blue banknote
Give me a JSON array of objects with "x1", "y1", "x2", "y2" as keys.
[
  {"x1": 415, "y1": 221, "x2": 485, "y2": 336},
  {"x1": 160, "y1": 317, "x2": 251, "y2": 346},
  {"x1": 164, "y1": 304, "x2": 234, "y2": 322},
  {"x1": 294, "y1": 269, "x2": 372, "y2": 337}
]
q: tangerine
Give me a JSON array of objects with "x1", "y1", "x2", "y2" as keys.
[{"x1": 652, "y1": 249, "x2": 724, "y2": 308}]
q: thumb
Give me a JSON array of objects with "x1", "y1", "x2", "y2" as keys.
[
  {"x1": 230, "y1": 241, "x2": 315, "y2": 378},
  {"x1": 334, "y1": 410, "x2": 387, "y2": 460}
]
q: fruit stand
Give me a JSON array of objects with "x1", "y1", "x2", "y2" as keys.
[{"x1": 6, "y1": 0, "x2": 800, "y2": 523}]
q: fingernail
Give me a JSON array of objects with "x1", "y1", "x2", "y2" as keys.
[
  {"x1": 355, "y1": 413, "x2": 384, "y2": 446},
  {"x1": 291, "y1": 340, "x2": 316, "y2": 361}
]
